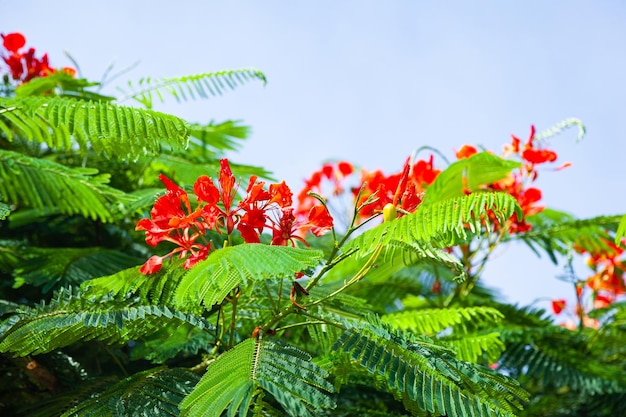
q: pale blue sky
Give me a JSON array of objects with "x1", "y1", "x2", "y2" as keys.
[{"x1": 2, "y1": 1, "x2": 625, "y2": 311}]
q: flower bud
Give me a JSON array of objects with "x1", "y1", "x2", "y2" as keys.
[{"x1": 383, "y1": 203, "x2": 397, "y2": 222}]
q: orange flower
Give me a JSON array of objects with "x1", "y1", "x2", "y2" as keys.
[{"x1": 455, "y1": 144, "x2": 478, "y2": 159}]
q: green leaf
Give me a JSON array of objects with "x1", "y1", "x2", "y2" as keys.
[
  {"x1": 382, "y1": 307, "x2": 504, "y2": 335},
  {"x1": 180, "y1": 338, "x2": 256, "y2": 417},
  {"x1": 13, "y1": 247, "x2": 142, "y2": 293},
  {"x1": 333, "y1": 316, "x2": 528, "y2": 417},
  {"x1": 15, "y1": 72, "x2": 115, "y2": 101},
  {"x1": 174, "y1": 245, "x2": 324, "y2": 309},
  {"x1": 0, "y1": 288, "x2": 214, "y2": 356},
  {"x1": 422, "y1": 152, "x2": 521, "y2": 206},
  {"x1": 0, "y1": 96, "x2": 189, "y2": 159},
  {"x1": 119, "y1": 69, "x2": 267, "y2": 108},
  {"x1": 347, "y1": 192, "x2": 521, "y2": 253},
  {"x1": 519, "y1": 209, "x2": 622, "y2": 261},
  {"x1": 0, "y1": 150, "x2": 131, "y2": 222},
  {"x1": 62, "y1": 367, "x2": 199, "y2": 417},
  {"x1": 615, "y1": 213, "x2": 626, "y2": 245},
  {"x1": 181, "y1": 338, "x2": 335, "y2": 417}
]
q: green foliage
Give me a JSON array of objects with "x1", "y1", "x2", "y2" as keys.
[
  {"x1": 0, "y1": 96, "x2": 189, "y2": 158},
  {"x1": 382, "y1": 306, "x2": 504, "y2": 335},
  {"x1": 422, "y1": 151, "x2": 521, "y2": 205},
  {"x1": 15, "y1": 71, "x2": 116, "y2": 101},
  {"x1": 0, "y1": 149, "x2": 130, "y2": 222},
  {"x1": 333, "y1": 316, "x2": 528, "y2": 417},
  {"x1": 347, "y1": 192, "x2": 522, "y2": 253},
  {"x1": 118, "y1": 68, "x2": 267, "y2": 108},
  {"x1": 533, "y1": 117, "x2": 586, "y2": 143},
  {"x1": 520, "y1": 209, "x2": 622, "y2": 262},
  {"x1": 13, "y1": 246, "x2": 141, "y2": 292},
  {"x1": 62, "y1": 367, "x2": 200, "y2": 417},
  {"x1": 0, "y1": 288, "x2": 214, "y2": 356},
  {"x1": 0, "y1": 41, "x2": 624, "y2": 417},
  {"x1": 180, "y1": 338, "x2": 335, "y2": 417},
  {"x1": 174, "y1": 244, "x2": 323, "y2": 309},
  {"x1": 615, "y1": 213, "x2": 626, "y2": 245}
]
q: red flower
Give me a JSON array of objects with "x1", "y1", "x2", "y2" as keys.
[
  {"x1": 581, "y1": 240, "x2": 626, "y2": 298},
  {"x1": 307, "y1": 205, "x2": 334, "y2": 236},
  {"x1": 352, "y1": 155, "x2": 438, "y2": 221},
  {"x1": 296, "y1": 161, "x2": 354, "y2": 216},
  {"x1": 137, "y1": 158, "x2": 333, "y2": 273},
  {"x1": 135, "y1": 174, "x2": 210, "y2": 273},
  {"x1": 551, "y1": 299, "x2": 566, "y2": 315},
  {"x1": 270, "y1": 208, "x2": 309, "y2": 246},
  {"x1": 1, "y1": 32, "x2": 26, "y2": 53},
  {"x1": 593, "y1": 293, "x2": 614, "y2": 310},
  {"x1": 456, "y1": 144, "x2": 478, "y2": 160},
  {"x1": 270, "y1": 205, "x2": 334, "y2": 247},
  {"x1": 1, "y1": 31, "x2": 74, "y2": 83},
  {"x1": 507, "y1": 125, "x2": 559, "y2": 167},
  {"x1": 522, "y1": 148, "x2": 557, "y2": 165}
]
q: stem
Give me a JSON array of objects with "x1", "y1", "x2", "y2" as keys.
[
  {"x1": 444, "y1": 220, "x2": 511, "y2": 306},
  {"x1": 263, "y1": 280, "x2": 278, "y2": 313},
  {"x1": 228, "y1": 287, "x2": 240, "y2": 349},
  {"x1": 304, "y1": 242, "x2": 383, "y2": 308},
  {"x1": 274, "y1": 320, "x2": 329, "y2": 333}
]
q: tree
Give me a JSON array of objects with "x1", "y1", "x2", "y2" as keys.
[{"x1": 0, "y1": 31, "x2": 624, "y2": 417}]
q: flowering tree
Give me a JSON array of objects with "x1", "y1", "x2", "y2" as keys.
[{"x1": 0, "y1": 32, "x2": 625, "y2": 417}]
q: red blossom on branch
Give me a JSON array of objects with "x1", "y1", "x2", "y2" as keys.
[
  {"x1": 136, "y1": 159, "x2": 334, "y2": 274},
  {"x1": 1, "y1": 31, "x2": 75, "y2": 83}
]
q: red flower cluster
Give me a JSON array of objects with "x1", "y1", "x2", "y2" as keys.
[
  {"x1": 354, "y1": 155, "x2": 440, "y2": 219},
  {"x1": 296, "y1": 161, "x2": 354, "y2": 216},
  {"x1": 136, "y1": 159, "x2": 334, "y2": 274},
  {"x1": 296, "y1": 157, "x2": 441, "y2": 223},
  {"x1": 581, "y1": 240, "x2": 626, "y2": 305},
  {"x1": 457, "y1": 126, "x2": 565, "y2": 233},
  {"x1": 1, "y1": 32, "x2": 75, "y2": 83},
  {"x1": 551, "y1": 241, "x2": 625, "y2": 328}
]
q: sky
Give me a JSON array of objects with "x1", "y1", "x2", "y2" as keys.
[{"x1": 2, "y1": 1, "x2": 625, "y2": 312}]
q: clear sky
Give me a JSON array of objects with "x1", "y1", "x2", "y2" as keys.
[{"x1": 2, "y1": 1, "x2": 625, "y2": 310}]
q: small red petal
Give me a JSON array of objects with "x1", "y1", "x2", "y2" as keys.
[
  {"x1": 194, "y1": 175, "x2": 220, "y2": 204},
  {"x1": 2, "y1": 32, "x2": 26, "y2": 53},
  {"x1": 455, "y1": 145, "x2": 478, "y2": 159},
  {"x1": 308, "y1": 205, "x2": 333, "y2": 236},
  {"x1": 551, "y1": 299, "x2": 566, "y2": 315},
  {"x1": 140, "y1": 255, "x2": 164, "y2": 274},
  {"x1": 337, "y1": 161, "x2": 354, "y2": 176}
]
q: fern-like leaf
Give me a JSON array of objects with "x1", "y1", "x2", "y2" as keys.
[
  {"x1": 0, "y1": 150, "x2": 130, "y2": 222},
  {"x1": 533, "y1": 117, "x2": 586, "y2": 143},
  {"x1": 0, "y1": 288, "x2": 214, "y2": 356},
  {"x1": 15, "y1": 72, "x2": 116, "y2": 101},
  {"x1": 616, "y1": 213, "x2": 626, "y2": 245},
  {"x1": 62, "y1": 367, "x2": 199, "y2": 417},
  {"x1": 0, "y1": 96, "x2": 189, "y2": 159},
  {"x1": 333, "y1": 316, "x2": 528, "y2": 417},
  {"x1": 181, "y1": 338, "x2": 335, "y2": 417},
  {"x1": 130, "y1": 324, "x2": 215, "y2": 364},
  {"x1": 520, "y1": 209, "x2": 622, "y2": 262},
  {"x1": 13, "y1": 247, "x2": 142, "y2": 292},
  {"x1": 119, "y1": 69, "x2": 267, "y2": 108},
  {"x1": 382, "y1": 306, "x2": 504, "y2": 335},
  {"x1": 347, "y1": 192, "x2": 521, "y2": 254},
  {"x1": 174, "y1": 245, "x2": 324, "y2": 309},
  {"x1": 441, "y1": 332, "x2": 505, "y2": 364},
  {"x1": 180, "y1": 338, "x2": 257, "y2": 417}
]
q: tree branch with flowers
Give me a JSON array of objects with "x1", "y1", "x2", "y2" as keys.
[{"x1": 0, "y1": 31, "x2": 624, "y2": 417}]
